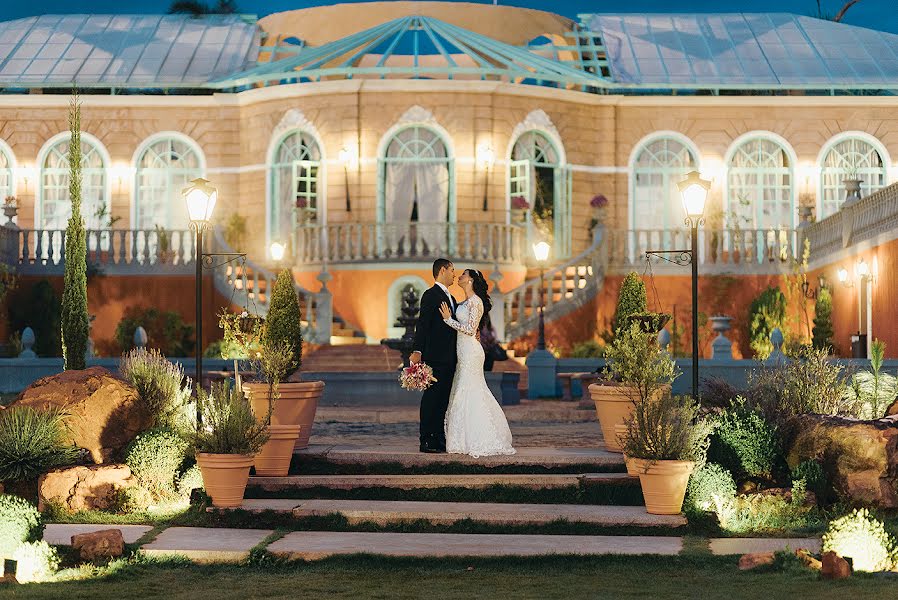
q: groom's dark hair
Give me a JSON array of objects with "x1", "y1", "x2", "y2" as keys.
[{"x1": 432, "y1": 258, "x2": 453, "y2": 278}]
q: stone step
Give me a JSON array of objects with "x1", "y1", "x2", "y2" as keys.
[
  {"x1": 247, "y1": 473, "x2": 633, "y2": 492},
  {"x1": 43, "y1": 524, "x2": 153, "y2": 545},
  {"x1": 267, "y1": 531, "x2": 683, "y2": 559},
  {"x1": 234, "y1": 499, "x2": 685, "y2": 527},
  {"x1": 142, "y1": 527, "x2": 274, "y2": 563},
  {"x1": 329, "y1": 336, "x2": 367, "y2": 346},
  {"x1": 296, "y1": 445, "x2": 624, "y2": 470}
]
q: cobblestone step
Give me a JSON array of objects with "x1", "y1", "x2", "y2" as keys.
[
  {"x1": 233, "y1": 499, "x2": 685, "y2": 528},
  {"x1": 247, "y1": 473, "x2": 633, "y2": 492}
]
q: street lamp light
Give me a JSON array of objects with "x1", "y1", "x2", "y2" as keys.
[
  {"x1": 477, "y1": 144, "x2": 494, "y2": 212},
  {"x1": 270, "y1": 241, "x2": 286, "y2": 264},
  {"x1": 677, "y1": 171, "x2": 710, "y2": 400},
  {"x1": 338, "y1": 146, "x2": 356, "y2": 212},
  {"x1": 533, "y1": 241, "x2": 551, "y2": 351}
]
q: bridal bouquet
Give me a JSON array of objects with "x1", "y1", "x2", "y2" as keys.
[{"x1": 400, "y1": 362, "x2": 437, "y2": 391}]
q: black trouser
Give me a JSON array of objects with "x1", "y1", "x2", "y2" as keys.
[{"x1": 420, "y1": 362, "x2": 456, "y2": 445}]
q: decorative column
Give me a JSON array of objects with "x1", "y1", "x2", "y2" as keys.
[
  {"x1": 488, "y1": 264, "x2": 505, "y2": 342},
  {"x1": 709, "y1": 315, "x2": 734, "y2": 360},
  {"x1": 315, "y1": 268, "x2": 333, "y2": 344}
]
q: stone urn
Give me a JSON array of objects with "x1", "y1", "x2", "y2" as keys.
[
  {"x1": 709, "y1": 315, "x2": 734, "y2": 360},
  {"x1": 2, "y1": 202, "x2": 16, "y2": 225},
  {"x1": 842, "y1": 179, "x2": 863, "y2": 207}
]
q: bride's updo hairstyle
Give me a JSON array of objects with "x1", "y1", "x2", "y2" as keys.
[{"x1": 465, "y1": 269, "x2": 493, "y2": 328}]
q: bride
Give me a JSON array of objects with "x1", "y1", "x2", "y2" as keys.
[{"x1": 438, "y1": 269, "x2": 516, "y2": 457}]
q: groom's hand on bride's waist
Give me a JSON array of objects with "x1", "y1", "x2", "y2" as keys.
[{"x1": 410, "y1": 351, "x2": 421, "y2": 364}]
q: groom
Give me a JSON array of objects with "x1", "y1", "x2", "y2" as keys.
[{"x1": 410, "y1": 258, "x2": 457, "y2": 453}]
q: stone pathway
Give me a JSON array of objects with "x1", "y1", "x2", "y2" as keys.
[
  {"x1": 267, "y1": 532, "x2": 684, "y2": 559},
  {"x1": 142, "y1": 527, "x2": 274, "y2": 562},
  {"x1": 247, "y1": 473, "x2": 632, "y2": 491},
  {"x1": 298, "y1": 445, "x2": 623, "y2": 468},
  {"x1": 235, "y1": 499, "x2": 686, "y2": 527}
]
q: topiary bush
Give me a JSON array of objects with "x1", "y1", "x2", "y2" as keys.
[
  {"x1": 0, "y1": 494, "x2": 44, "y2": 557},
  {"x1": 177, "y1": 463, "x2": 204, "y2": 500},
  {"x1": 822, "y1": 509, "x2": 897, "y2": 572},
  {"x1": 11, "y1": 540, "x2": 60, "y2": 582},
  {"x1": 264, "y1": 269, "x2": 303, "y2": 373},
  {"x1": 119, "y1": 348, "x2": 192, "y2": 429},
  {"x1": 124, "y1": 428, "x2": 190, "y2": 502},
  {"x1": 707, "y1": 397, "x2": 782, "y2": 481},
  {"x1": 748, "y1": 286, "x2": 786, "y2": 359},
  {"x1": 612, "y1": 272, "x2": 647, "y2": 337},
  {"x1": 0, "y1": 406, "x2": 79, "y2": 484},
  {"x1": 684, "y1": 462, "x2": 737, "y2": 515},
  {"x1": 812, "y1": 287, "x2": 834, "y2": 352}
]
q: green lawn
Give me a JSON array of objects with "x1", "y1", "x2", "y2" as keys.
[{"x1": 0, "y1": 554, "x2": 893, "y2": 599}]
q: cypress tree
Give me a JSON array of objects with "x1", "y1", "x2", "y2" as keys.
[
  {"x1": 263, "y1": 269, "x2": 303, "y2": 372},
  {"x1": 812, "y1": 287, "x2": 835, "y2": 352},
  {"x1": 61, "y1": 91, "x2": 89, "y2": 370},
  {"x1": 612, "y1": 272, "x2": 647, "y2": 336}
]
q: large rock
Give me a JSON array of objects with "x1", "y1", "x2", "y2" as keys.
[
  {"x1": 821, "y1": 551, "x2": 852, "y2": 579},
  {"x1": 786, "y1": 414, "x2": 898, "y2": 508},
  {"x1": 38, "y1": 464, "x2": 135, "y2": 512},
  {"x1": 14, "y1": 367, "x2": 150, "y2": 463},
  {"x1": 72, "y1": 529, "x2": 125, "y2": 562}
]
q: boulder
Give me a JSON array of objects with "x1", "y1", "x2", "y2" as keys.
[
  {"x1": 738, "y1": 552, "x2": 776, "y2": 570},
  {"x1": 785, "y1": 414, "x2": 898, "y2": 508},
  {"x1": 38, "y1": 464, "x2": 135, "y2": 512},
  {"x1": 14, "y1": 367, "x2": 150, "y2": 463},
  {"x1": 71, "y1": 529, "x2": 125, "y2": 562},
  {"x1": 821, "y1": 551, "x2": 852, "y2": 580},
  {"x1": 795, "y1": 549, "x2": 822, "y2": 571}
]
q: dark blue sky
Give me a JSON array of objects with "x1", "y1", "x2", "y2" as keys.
[{"x1": 4, "y1": 0, "x2": 896, "y2": 34}]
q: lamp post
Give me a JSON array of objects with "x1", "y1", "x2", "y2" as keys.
[
  {"x1": 184, "y1": 177, "x2": 218, "y2": 418},
  {"x1": 677, "y1": 171, "x2": 710, "y2": 400},
  {"x1": 338, "y1": 147, "x2": 356, "y2": 212},
  {"x1": 533, "y1": 241, "x2": 551, "y2": 351}
]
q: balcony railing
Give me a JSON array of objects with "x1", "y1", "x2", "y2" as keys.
[
  {"x1": 7, "y1": 228, "x2": 195, "y2": 275},
  {"x1": 295, "y1": 222, "x2": 525, "y2": 265},
  {"x1": 607, "y1": 228, "x2": 800, "y2": 274}
]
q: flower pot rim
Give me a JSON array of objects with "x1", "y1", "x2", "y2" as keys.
[
  {"x1": 628, "y1": 457, "x2": 695, "y2": 469},
  {"x1": 196, "y1": 452, "x2": 256, "y2": 460}
]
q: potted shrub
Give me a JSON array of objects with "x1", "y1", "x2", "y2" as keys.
[
  {"x1": 620, "y1": 395, "x2": 713, "y2": 515},
  {"x1": 189, "y1": 381, "x2": 269, "y2": 508},
  {"x1": 589, "y1": 322, "x2": 678, "y2": 452},
  {"x1": 243, "y1": 269, "x2": 325, "y2": 451}
]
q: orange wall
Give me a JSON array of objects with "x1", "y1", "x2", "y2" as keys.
[{"x1": 6, "y1": 275, "x2": 230, "y2": 357}]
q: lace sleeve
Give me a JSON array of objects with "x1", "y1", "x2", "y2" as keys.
[{"x1": 443, "y1": 296, "x2": 482, "y2": 337}]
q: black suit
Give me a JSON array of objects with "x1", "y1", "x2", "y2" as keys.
[{"x1": 412, "y1": 284, "x2": 457, "y2": 446}]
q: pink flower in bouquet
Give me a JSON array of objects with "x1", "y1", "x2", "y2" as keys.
[
  {"x1": 511, "y1": 196, "x2": 530, "y2": 210},
  {"x1": 590, "y1": 194, "x2": 608, "y2": 208},
  {"x1": 399, "y1": 362, "x2": 438, "y2": 392}
]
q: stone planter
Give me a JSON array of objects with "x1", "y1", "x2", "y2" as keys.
[
  {"x1": 629, "y1": 458, "x2": 695, "y2": 515},
  {"x1": 244, "y1": 380, "x2": 324, "y2": 449},
  {"x1": 254, "y1": 425, "x2": 302, "y2": 476},
  {"x1": 196, "y1": 453, "x2": 254, "y2": 508},
  {"x1": 588, "y1": 383, "x2": 668, "y2": 453}
]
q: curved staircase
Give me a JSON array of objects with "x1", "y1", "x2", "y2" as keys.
[{"x1": 501, "y1": 226, "x2": 607, "y2": 342}]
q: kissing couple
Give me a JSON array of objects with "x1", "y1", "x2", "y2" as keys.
[{"x1": 411, "y1": 258, "x2": 516, "y2": 457}]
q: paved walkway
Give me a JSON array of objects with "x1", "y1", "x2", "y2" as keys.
[
  {"x1": 298, "y1": 445, "x2": 623, "y2": 468},
  {"x1": 42, "y1": 525, "x2": 823, "y2": 562},
  {"x1": 247, "y1": 473, "x2": 633, "y2": 491},
  {"x1": 235, "y1": 498, "x2": 686, "y2": 527}
]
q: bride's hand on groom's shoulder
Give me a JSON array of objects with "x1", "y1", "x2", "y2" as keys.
[{"x1": 438, "y1": 302, "x2": 452, "y2": 320}]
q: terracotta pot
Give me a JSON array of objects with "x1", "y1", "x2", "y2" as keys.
[
  {"x1": 244, "y1": 380, "x2": 324, "y2": 449},
  {"x1": 629, "y1": 458, "x2": 695, "y2": 515},
  {"x1": 196, "y1": 453, "x2": 254, "y2": 508},
  {"x1": 589, "y1": 383, "x2": 668, "y2": 452},
  {"x1": 623, "y1": 454, "x2": 640, "y2": 478},
  {"x1": 254, "y1": 425, "x2": 302, "y2": 476}
]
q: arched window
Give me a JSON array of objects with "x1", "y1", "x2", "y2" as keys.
[
  {"x1": 39, "y1": 134, "x2": 108, "y2": 230},
  {"x1": 819, "y1": 136, "x2": 887, "y2": 218},
  {"x1": 379, "y1": 125, "x2": 452, "y2": 255},
  {"x1": 508, "y1": 130, "x2": 570, "y2": 258},
  {"x1": 727, "y1": 136, "x2": 794, "y2": 229},
  {"x1": 630, "y1": 135, "x2": 698, "y2": 230},
  {"x1": 269, "y1": 130, "x2": 321, "y2": 246},
  {"x1": 0, "y1": 141, "x2": 13, "y2": 202},
  {"x1": 135, "y1": 136, "x2": 203, "y2": 230}
]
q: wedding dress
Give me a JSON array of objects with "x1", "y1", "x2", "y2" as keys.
[{"x1": 443, "y1": 295, "x2": 516, "y2": 457}]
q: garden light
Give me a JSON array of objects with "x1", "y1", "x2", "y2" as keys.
[{"x1": 183, "y1": 177, "x2": 218, "y2": 224}]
